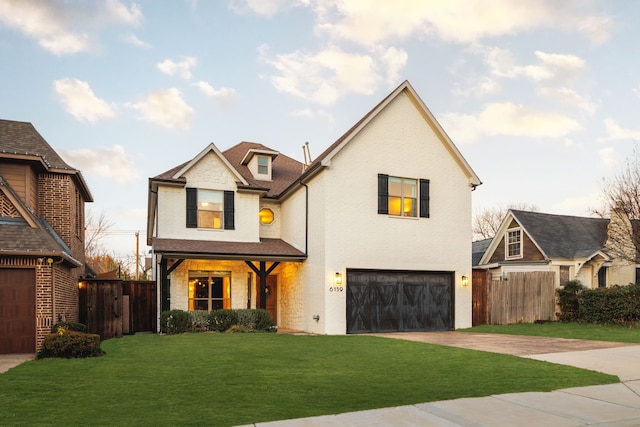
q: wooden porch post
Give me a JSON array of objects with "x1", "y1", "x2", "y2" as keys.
[{"x1": 245, "y1": 261, "x2": 280, "y2": 309}]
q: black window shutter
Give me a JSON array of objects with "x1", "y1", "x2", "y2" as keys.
[
  {"x1": 224, "y1": 191, "x2": 235, "y2": 230},
  {"x1": 378, "y1": 174, "x2": 388, "y2": 214},
  {"x1": 419, "y1": 179, "x2": 430, "y2": 218},
  {"x1": 186, "y1": 188, "x2": 197, "y2": 228}
]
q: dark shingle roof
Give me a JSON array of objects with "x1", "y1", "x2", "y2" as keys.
[
  {"x1": 223, "y1": 142, "x2": 303, "y2": 197},
  {"x1": 511, "y1": 210, "x2": 609, "y2": 258},
  {"x1": 472, "y1": 238, "x2": 492, "y2": 266},
  {"x1": 0, "y1": 119, "x2": 74, "y2": 170},
  {"x1": 152, "y1": 142, "x2": 304, "y2": 198}
]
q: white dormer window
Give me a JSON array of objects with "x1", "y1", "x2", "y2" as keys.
[
  {"x1": 240, "y1": 148, "x2": 279, "y2": 181},
  {"x1": 257, "y1": 155, "x2": 269, "y2": 175},
  {"x1": 506, "y1": 228, "x2": 522, "y2": 259}
]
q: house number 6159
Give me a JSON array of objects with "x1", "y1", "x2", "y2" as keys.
[{"x1": 329, "y1": 286, "x2": 344, "y2": 292}]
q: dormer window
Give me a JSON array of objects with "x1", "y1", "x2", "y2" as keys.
[
  {"x1": 257, "y1": 155, "x2": 269, "y2": 175},
  {"x1": 240, "y1": 148, "x2": 278, "y2": 181}
]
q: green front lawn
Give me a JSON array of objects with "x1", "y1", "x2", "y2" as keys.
[
  {"x1": 462, "y1": 322, "x2": 640, "y2": 342},
  {"x1": 0, "y1": 333, "x2": 617, "y2": 426}
]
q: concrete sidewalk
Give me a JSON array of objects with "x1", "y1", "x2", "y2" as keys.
[
  {"x1": 240, "y1": 333, "x2": 640, "y2": 426},
  {"x1": 0, "y1": 354, "x2": 34, "y2": 374}
]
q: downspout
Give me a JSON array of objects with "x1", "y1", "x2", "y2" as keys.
[{"x1": 301, "y1": 182, "x2": 309, "y2": 256}]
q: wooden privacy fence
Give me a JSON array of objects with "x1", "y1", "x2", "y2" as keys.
[
  {"x1": 488, "y1": 271, "x2": 556, "y2": 325},
  {"x1": 79, "y1": 280, "x2": 157, "y2": 340}
]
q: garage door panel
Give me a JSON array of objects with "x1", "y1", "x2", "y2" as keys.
[
  {"x1": 347, "y1": 269, "x2": 452, "y2": 334},
  {"x1": 0, "y1": 268, "x2": 36, "y2": 354},
  {"x1": 375, "y1": 282, "x2": 399, "y2": 332}
]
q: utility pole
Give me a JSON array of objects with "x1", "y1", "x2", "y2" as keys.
[{"x1": 135, "y1": 231, "x2": 139, "y2": 280}]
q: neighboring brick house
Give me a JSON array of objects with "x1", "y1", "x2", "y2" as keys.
[
  {"x1": 147, "y1": 81, "x2": 481, "y2": 334},
  {"x1": 0, "y1": 119, "x2": 93, "y2": 353}
]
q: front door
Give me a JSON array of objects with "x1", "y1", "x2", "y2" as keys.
[{"x1": 258, "y1": 275, "x2": 277, "y2": 325}]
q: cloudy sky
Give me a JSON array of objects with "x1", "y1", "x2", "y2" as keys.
[{"x1": 1, "y1": 0, "x2": 639, "y2": 259}]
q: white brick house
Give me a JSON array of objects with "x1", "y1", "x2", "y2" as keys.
[{"x1": 147, "y1": 81, "x2": 481, "y2": 333}]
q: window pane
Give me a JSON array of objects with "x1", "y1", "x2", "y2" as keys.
[
  {"x1": 388, "y1": 196, "x2": 402, "y2": 216},
  {"x1": 198, "y1": 210, "x2": 222, "y2": 229},
  {"x1": 259, "y1": 208, "x2": 274, "y2": 224},
  {"x1": 257, "y1": 156, "x2": 269, "y2": 174},
  {"x1": 388, "y1": 177, "x2": 402, "y2": 196},
  {"x1": 403, "y1": 197, "x2": 417, "y2": 217},
  {"x1": 198, "y1": 190, "x2": 223, "y2": 211},
  {"x1": 194, "y1": 279, "x2": 208, "y2": 298},
  {"x1": 403, "y1": 179, "x2": 417, "y2": 198}
]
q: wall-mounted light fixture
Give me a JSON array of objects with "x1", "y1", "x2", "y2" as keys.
[
  {"x1": 460, "y1": 275, "x2": 469, "y2": 288},
  {"x1": 334, "y1": 272, "x2": 343, "y2": 285}
]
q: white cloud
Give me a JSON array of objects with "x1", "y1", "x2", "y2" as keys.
[
  {"x1": 228, "y1": 0, "x2": 298, "y2": 17},
  {"x1": 552, "y1": 191, "x2": 600, "y2": 216},
  {"x1": 259, "y1": 44, "x2": 388, "y2": 105},
  {"x1": 599, "y1": 118, "x2": 640, "y2": 142},
  {"x1": 0, "y1": 0, "x2": 142, "y2": 55},
  {"x1": 440, "y1": 102, "x2": 581, "y2": 144},
  {"x1": 53, "y1": 78, "x2": 117, "y2": 123},
  {"x1": 312, "y1": 0, "x2": 611, "y2": 47},
  {"x1": 539, "y1": 87, "x2": 596, "y2": 115},
  {"x1": 377, "y1": 46, "x2": 407, "y2": 86},
  {"x1": 599, "y1": 147, "x2": 618, "y2": 168},
  {"x1": 478, "y1": 47, "x2": 585, "y2": 82},
  {"x1": 291, "y1": 108, "x2": 335, "y2": 126},
  {"x1": 60, "y1": 145, "x2": 139, "y2": 185},
  {"x1": 127, "y1": 88, "x2": 194, "y2": 131},
  {"x1": 157, "y1": 57, "x2": 198, "y2": 79},
  {"x1": 123, "y1": 33, "x2": 150, "y2": 48},
  {"x1": 193, "y1": 81, "x2": 237, "y2": 101},
  {"x1": 452, "y1": 76, "x2": 498, "y2": 98}
]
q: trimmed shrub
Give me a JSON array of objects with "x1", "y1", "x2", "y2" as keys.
[
  {"x1": 579, "y1": 284, "x2": 640, "y2": 324},
  {"x1": 51, "y1": 321, "x2": 87, "y2": 333},
  {"x1": 37, "y1": 330, "x2": 103, "y2": 359},
  {"x1": 556, "y1": 280, "x2": 585, "y2": 322},
  {"x1": 191, "y1": 310, "x2": 210, "y2": 332},
  {"x1": 235, "y1": 309, "x2": 275, "y2": 332},
  {"x1": 159, "y1": 309, "x2": 192, "y2": 334},
  {"x1": 209, "y1": 309, "x2": 238, "y2": 332}
]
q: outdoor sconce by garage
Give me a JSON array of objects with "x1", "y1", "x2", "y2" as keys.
[
  {"x1": 334, "y1": 272, "x2": 343, "y2": 285},
  {"x1": 460, "y1": 275, "x2": 469, "y2": 288}
]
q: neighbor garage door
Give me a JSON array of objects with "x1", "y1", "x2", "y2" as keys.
[
  {"x1": 0, "y1": 268, "x2": 36, "y2": 354},
  {"x1": 346, "y1": 269, "x2": 453, "y2": 333}
]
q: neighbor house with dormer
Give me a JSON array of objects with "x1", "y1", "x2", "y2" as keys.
[{"x1": 146, "y1": 81, "x2": 481, "y2": 334}]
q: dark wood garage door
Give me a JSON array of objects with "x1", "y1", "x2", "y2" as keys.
[
  {"x1": 0, "y1": 268, "x2": 36, "y2": 354},
  {"x1": 347, "y1": 269, "x2": 453, "y2": 333}
]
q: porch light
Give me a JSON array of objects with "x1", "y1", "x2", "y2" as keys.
[
  {"x1": 334, "y1": 272, "x2": 343, "y2": 285},
  {"x1": 460, "y1": 276, "x2": 469, "y2": 288}
]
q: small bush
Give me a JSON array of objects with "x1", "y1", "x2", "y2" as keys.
[
  {"x1": 556, "y1": 280, "x2": 585, "y2": 322},
  {"x1": 37, "y1": 331, "x2": 103, "y2": 359},
  {"x1": 51, "y1": 321, "x2": 87, "y2": 333},
  {"x1": 191, "y1": 310, "x2": 210, "y2": 332},
  {"x1": 209, "y1": 309, "x2": 238, "y2": 332},
  {"x1": 235, "y1": 309, "x2": 275, "y2": 331},
  {"x1": 159, "y1": 309, "x2": 192, "y2": 334}
]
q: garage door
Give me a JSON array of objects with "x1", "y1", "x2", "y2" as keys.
[
  {"x1": 0, "y1": 268, "x2": 36, "y2": 354},
  {"x1": 346, "y1": 269, "x2": 453, "y2": 333}
]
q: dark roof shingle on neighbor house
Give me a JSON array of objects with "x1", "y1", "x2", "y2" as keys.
[
  {"x1": 0, "y1": 119, "x2": 74, "y2": 170},
  {"x1": 511, "y1": 210, "x2": 610, "y2": 259}
]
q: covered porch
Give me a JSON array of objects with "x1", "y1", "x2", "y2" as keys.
[{"x1": 152, "y1": 237, "x2": 306, "y2": 326}]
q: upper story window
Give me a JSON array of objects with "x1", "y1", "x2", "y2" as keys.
[
  {"x1": 378, "y1": 174, "x2": 429, "y2": 218},
  {"x1": 240, "y1": 149, "x2": 278, "y2": 181},
  {"x1": 506, "y1": 228, "x2": 522, "y2": 259},
  {"x1": 257, "y1": 156, "x2": 269, "y2": 175},
  {"x1": 186, "y1": 188, "x2": 235, "y2": 230}
]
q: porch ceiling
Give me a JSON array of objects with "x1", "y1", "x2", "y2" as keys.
[{"x1": 152, "y1": 237, "x2": 306, "y2": 262}]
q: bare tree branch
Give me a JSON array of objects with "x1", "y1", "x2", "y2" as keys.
[{"x1": 473, "y1": 203, "x2": 538, "y2": 240}]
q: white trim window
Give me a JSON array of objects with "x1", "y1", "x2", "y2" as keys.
[
  {"x1": 257, "y1": 155, "x2": 269, "y2": 175},
  {"x1": 506, "y1": 228, "x2": 522, "y2": 259}
]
